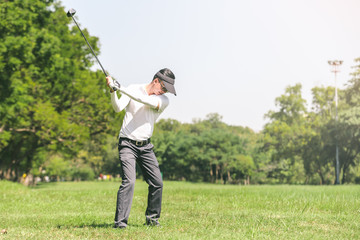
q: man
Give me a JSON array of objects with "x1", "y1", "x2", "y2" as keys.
[{"x1": 106, "y1": 68, "x2": 176, "y2": 229}]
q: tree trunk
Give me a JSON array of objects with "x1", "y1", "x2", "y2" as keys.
[
  {"x1": 210, "y1": 164, "x2": 214, "y2": 183},
  {"x1": 342, "y1": 164, "x2": 347, "y2": 184},
  {"x1": 318, "y1": 170, "x2": 324, "y2": 185},
  {"x1": 215, "y1": 165, "x2": 219, "y2": 184},
  {"x1": 227, "y1": 171, "x2": 232, "y2": 183}
]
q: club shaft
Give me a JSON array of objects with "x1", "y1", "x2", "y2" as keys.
[{"x1": 71, "y1": 16, "x2": 108, "y2": 77}]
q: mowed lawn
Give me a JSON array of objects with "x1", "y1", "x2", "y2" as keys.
[{"x1": 0, "y1": 180, "x2": 359, "y2": 239}]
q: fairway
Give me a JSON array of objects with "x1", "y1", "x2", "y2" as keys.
[{"x1": 0, "y1": 181, "x2": 359, "y2": 239}]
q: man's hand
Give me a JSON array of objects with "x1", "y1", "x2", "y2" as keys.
[{"x1": 106, "y1": 76, "x2": 121, "y2": 92}]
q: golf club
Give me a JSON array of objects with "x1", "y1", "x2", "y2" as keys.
[{"x1": 66, "y1": 8, "x2": 108, "y2": 77}]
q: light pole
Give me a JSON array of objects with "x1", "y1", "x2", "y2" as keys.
[{"x1": 328, "y1": 60, "x2": 343, "y2": 185}]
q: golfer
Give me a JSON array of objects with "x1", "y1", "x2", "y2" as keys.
[{"x1": 106, "y1": 68, "x2": 176, "y2": 229}]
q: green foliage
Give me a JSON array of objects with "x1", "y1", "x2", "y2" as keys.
[
  {"x1": 300, "y1": 88, "x2": 337, "y2": 184},
  {"x1": 70, "y1": 165, "x2": 95, "y2": 181},
  {"x1": 45, "y1": 154, "x2": 69, "y2": 179},
  {"x1": 262, "y1": 58, "x2": 360, "y2": 184},
  {"x1": 152, "y1": 115, "x2": 258, "y2": 184},
  {"x1": 1, "y1": 1, "x2": 359, "y2": 185},
  {"x1": 337, "y1": 58, "x2": 360, "y2": 183},
  {"x1": 263, "y1": 84, "x2": 309, "y2": 183},
  {"x1": 0, "y1": 0, "x2": 123, "y2": 181}
]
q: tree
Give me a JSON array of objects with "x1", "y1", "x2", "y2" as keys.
[
  {"x1": 336, "y1": 58, "x2": 360, "y2": 183},
  {"x1": 301, "y1": 86, "x2": 337, "y2": 184},
  {"x1": 263, "y1": 84, "x2": 308, "y2": 183},
  {"x1": 0, "y1": 0, "x2": 123, "y2": 181},
  {"x1": 152, "y1": 114, "x2": 256, "y2": 184}
]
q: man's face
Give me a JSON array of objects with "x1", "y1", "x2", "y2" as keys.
[{"x1": 154, "y1": 78, "x2": 167, "y2": 95}]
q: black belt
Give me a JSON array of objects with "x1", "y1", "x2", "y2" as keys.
[{"x1": 120, "y1": 137, "x2": 151, "y2": 147}]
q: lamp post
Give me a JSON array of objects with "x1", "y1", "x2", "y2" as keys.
[{"x1": 328, "y1": 60, "x2": 343, "y2": 185}]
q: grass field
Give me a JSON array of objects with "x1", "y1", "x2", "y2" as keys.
[{"x1": 0, "y1": 180, "x2": 359, "y2": 240}]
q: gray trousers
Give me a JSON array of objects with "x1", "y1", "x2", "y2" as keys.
[{"x1": 114, "y1": 138, "x2": 163, "y2": 227}]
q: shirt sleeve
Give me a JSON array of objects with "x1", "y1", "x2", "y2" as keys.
[
  {"x1": 110, "y1": 91, "x2": 130, "y2": 112},
  {"x1": 119, "y1": 86, "x2": 160, "y2": 110},
  {"x1": 157, "y1": 95, "x2": 169, "y2": 113}
]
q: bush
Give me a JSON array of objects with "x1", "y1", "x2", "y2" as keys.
[{"x1": 71, "y1": 166, "x2": 95, "y2": 181}]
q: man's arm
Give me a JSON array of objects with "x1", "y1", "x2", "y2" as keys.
[
  {"x1": 106, "y1": 76, "x2": 130, "y2": 112},
  {"x1": 110, "y1": 92, "x2": 130, "y2": 112},
  {"x1": 106, "y1": 76, "x2": 167, "y2": 112},
  {"x1": 106, "y1": 76, "x2": 164, "y2": 111},
  {"x1": 119, "y1": 86, "x2": 161, "y2": 111}
]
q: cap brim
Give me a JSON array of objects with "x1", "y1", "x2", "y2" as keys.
[{"x1": 163, "y1": 80, "x2": 177, "y2": 96}]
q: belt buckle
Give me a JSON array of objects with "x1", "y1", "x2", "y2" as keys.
[{"x1": 135, "y1": 140, "x2": 143, "y2": 146}]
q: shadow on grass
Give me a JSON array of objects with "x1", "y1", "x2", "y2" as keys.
[
  {"x1": 56, "y1": 222, "x2": 143, "y2": 229},
  {"x1": 30, "y1": 182, "x2": 59, "y2": 189}
]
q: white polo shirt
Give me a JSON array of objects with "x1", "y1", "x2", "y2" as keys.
[{"x1": 110, "y1": 84, "x2": 169, "y2": 141}]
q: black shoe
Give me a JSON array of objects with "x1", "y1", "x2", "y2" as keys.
[
  {"x1": 113, "y1": 225, "x2": 126, "y2": 229},
  {"x1": 145, "y1": 219, "x2": 161, "y2": 227}
]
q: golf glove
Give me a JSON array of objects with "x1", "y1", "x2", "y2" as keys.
[{"x1": 108, "y1": 78, "x2": 121, "y2": 92}]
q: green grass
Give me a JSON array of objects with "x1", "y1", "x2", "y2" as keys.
[{"x1": 0, "y1": 180, "x2": 359, "y2": 239}]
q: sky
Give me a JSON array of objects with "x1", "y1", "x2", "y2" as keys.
[{"x1": 59, "y1": 0, "x2": 360, "y2": 131}]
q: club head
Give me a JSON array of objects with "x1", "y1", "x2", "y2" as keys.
[{"x1": 67, "y1": 8, "x2": 76, "y2": 17}]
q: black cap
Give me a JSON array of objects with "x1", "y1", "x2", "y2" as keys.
[{"x1": 156, "y1": 71, "x2": 176, "y2": 96}]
